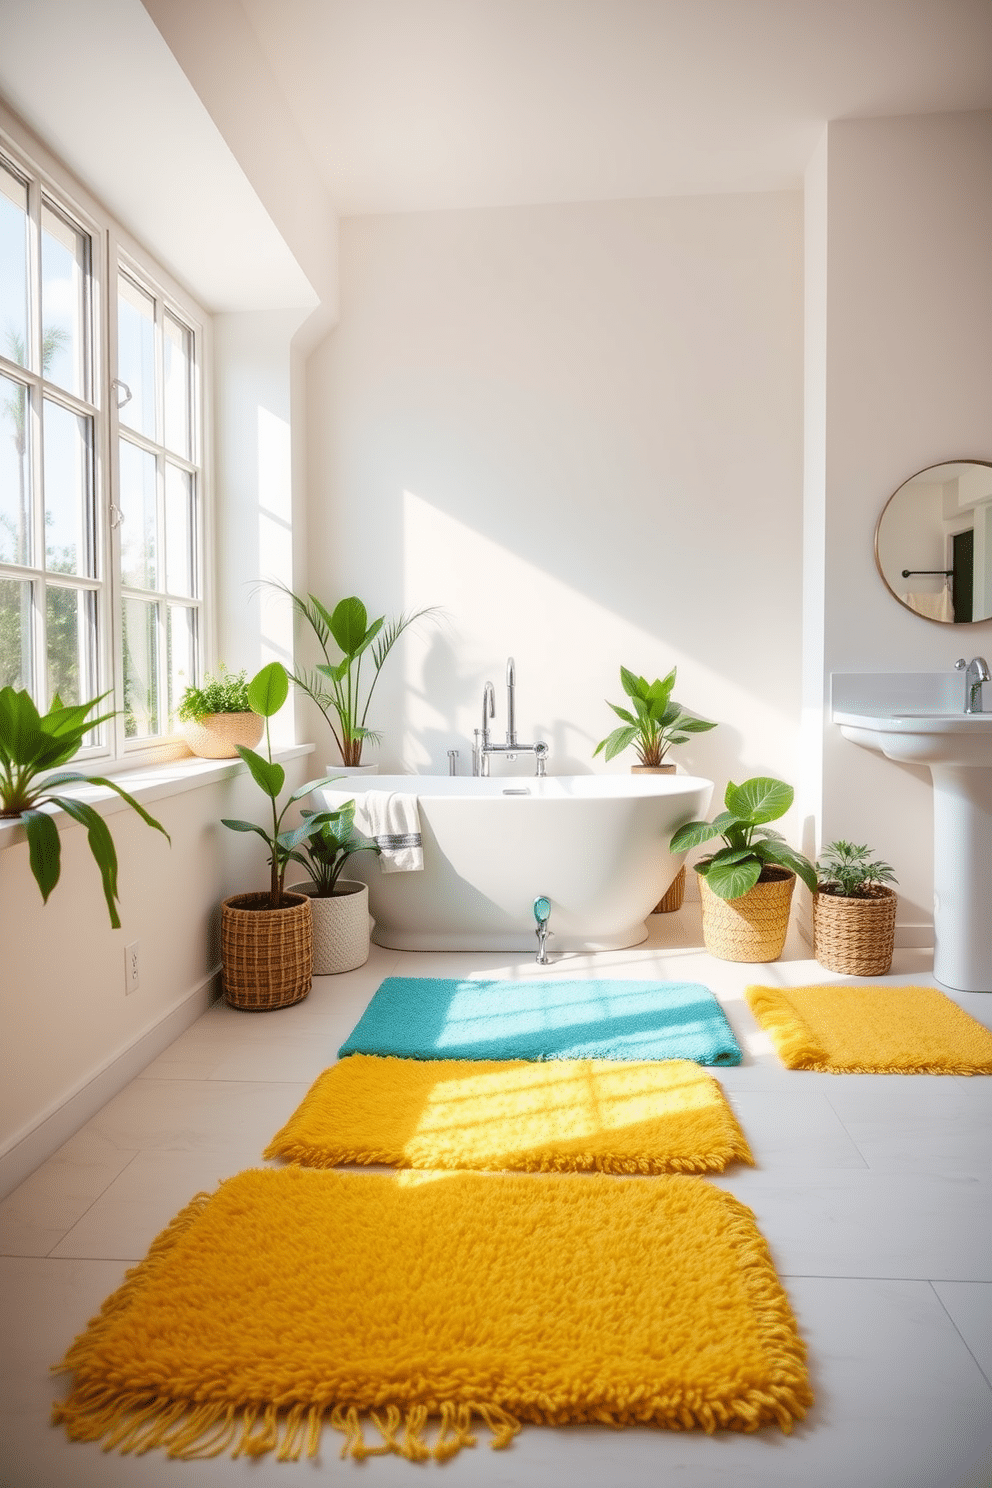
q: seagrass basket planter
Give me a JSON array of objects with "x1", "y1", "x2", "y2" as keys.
[
  {"x1": 697, "y1": 867, "x2": 796, "y2": 962},
  {"x1": 181, "y1": 712, "x2": 264, "y2": 759},
  {"x1": 812, "y1": 886, "x2": 897, "y2": 976},
  {"x1": 220, "y1": 891, "x2": 313, "y2": 1010},
  {"x1": 631, "y1": 762, "x2": 686, "y2": 913}
]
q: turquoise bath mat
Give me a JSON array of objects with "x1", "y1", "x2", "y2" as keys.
[{"x1": 337, "y1": 979, "x2": 742, "y2": 1066}]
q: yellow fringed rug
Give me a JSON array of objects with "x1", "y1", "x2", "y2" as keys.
[
  {"x1": 264, "y1": 1055, "x2": 754, "y2": 1174},
  {"x1": 52, "y1": 1167, "x2": 811, "y2": 1464},
  {"x1": 746, "y1": 983, "x2": 992, "y2": 1074}
]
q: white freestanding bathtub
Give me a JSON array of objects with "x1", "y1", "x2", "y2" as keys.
[{"x1": 314, "y1": 772, "x2": 713, "y2": 953}]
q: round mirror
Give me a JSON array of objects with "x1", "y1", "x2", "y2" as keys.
[{"x1": 875, "y1": 460, "x2": 992, "y2": 623}]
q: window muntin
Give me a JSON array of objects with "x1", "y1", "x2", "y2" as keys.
[{"x1": 0, "y1": 126, "x2": 206, "y2": 758}]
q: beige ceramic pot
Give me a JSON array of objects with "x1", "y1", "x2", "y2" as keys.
[{"x1": 291, "y1": 880, "x2": 372, "y2": 975}]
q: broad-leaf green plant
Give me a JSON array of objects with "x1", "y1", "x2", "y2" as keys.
[
  {"x1": 176, "y1": 664, "x2": 252, "y2": 722},
  {"x1": 669, "y1": 776, "x2": 817, "y2": 901},
  {"x1": 220, "y1": 661, "x2": 347, "y2": 907},
  {"x1": 287, "y1": 799, "x2": 379, "y2": 897},
  {"x1": 265, "y1": 583, "x2": 440, "y2": 767},
  {"x1": 594, "y1": 666, "x2": 716, "y2": 767},
  {"x1": 0, "y1": 687, "x2": 170, "y2": 928},
  {"x1": 816, "y1": 840, "x2": 897, "y2": 899}
]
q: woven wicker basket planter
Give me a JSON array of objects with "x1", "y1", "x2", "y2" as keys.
[
  {"x1": 291, "y1": 881, "x2": 371, "y2": 976},
  {"x1": 654, "y1": 865, "x2": 686, "y2": 914},
  {"x1": 812, "y1": 886, "x2": 897, "y2": 976},
  {"x1": 220, "y1": 891, "x2": 313, "y2": 1010},
  {"x1": 697, "y1": 867, "x2": 796, "y2": 962},
  {"x1": 181, "y1": 712, "x2": 264, "y2": 760}
]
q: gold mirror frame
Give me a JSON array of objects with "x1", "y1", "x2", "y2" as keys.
[{"x1": 874, "y1": 459, "x2": 992, "y2": 624}]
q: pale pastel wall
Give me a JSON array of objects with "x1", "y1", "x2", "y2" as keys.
[
  {"x1": 808, "y1": 111, "x2": 992, "y2": 938},
  {"x1": 304, "y1": 193, "x2": 805, "y2": 822}
]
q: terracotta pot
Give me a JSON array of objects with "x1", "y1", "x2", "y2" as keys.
[
  {"x1": 812, "y1": 886, "x2": 897, "y2": 976},
  {"x1": 220, "y1": 891, "x2": 312, "y2": 1010},
  {"x1": 181, "y1": 712, "x2": 264, "y2": 759},
  {"x1": 632, "y1": 763, "x2": 685, "y2": 912},
  {"x1": 697, "y1": 867, "x2": 796, "y2": 962}
]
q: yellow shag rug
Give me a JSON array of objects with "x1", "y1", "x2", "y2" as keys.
[
  {"x1": 746, "y1": 983, "x2": 992, "y2": 1073},
  {"x1": 264, "y1": 1054, "x2": 753, "y2": 1175},
  {"x1": 52, "y1": 1166, "x2": 811, "y2": 1464}
]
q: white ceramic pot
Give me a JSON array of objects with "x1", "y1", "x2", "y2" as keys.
[
  {"x1": 291, "y1": 880, "x2": 371, "y2": 974},
  {"x1": 324, "y1": 763, "x2": 378, "y2": 776}
]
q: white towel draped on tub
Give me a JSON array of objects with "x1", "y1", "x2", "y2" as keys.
[{"x1": 354, "y1": 790, "x2": 424, "y2": 873}]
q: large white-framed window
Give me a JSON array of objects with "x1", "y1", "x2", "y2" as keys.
[{"x1": 0, "y1": 114, "x2": 208, "y2": 763}]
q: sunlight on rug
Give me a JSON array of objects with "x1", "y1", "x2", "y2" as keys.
[
  {"x1": 265, "y1": 1055, "x2": 754, "y2": 1174},
  {"x1": 338, "y1": 977, "x2": 742, "y2": 1064},
  {"x1": 52, "y1": 1167, "x2": 810, "y2": 1464},
  {"x1": 746, "y1": 983, "x2": 992, "y2": 1073}
]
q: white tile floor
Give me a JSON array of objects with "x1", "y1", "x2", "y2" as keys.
[{"x1": 2, "y1": 905, "x2": 992, "y2": 1488}]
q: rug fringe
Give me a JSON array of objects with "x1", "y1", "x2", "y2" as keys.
[{"x1": 745, "y1": 985, "x2": 827, "y2": 1069}]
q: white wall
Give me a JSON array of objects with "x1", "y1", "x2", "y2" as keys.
[
  {"x1": 806, "y1": 111, "x2": 992, "y2": 938},
  {"x1": 304, "y1": 193, "x2": 805, "y2": 813}
]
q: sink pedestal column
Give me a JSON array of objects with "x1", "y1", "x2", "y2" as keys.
[{"x1": 932, "y1": 765, "x2": 992, "y2": 992}]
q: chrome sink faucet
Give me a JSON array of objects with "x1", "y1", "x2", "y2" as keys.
[
  {"x1": 473, "y1": 658, "x2": 549, "y2": 775},
  {"x1": 955, "y1": 656, "x2": 991, "y2": 713}
]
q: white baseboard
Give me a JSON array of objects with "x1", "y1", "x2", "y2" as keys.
[{"x1": 0, "y1": 969, "x2": 221, "y2": 1201}]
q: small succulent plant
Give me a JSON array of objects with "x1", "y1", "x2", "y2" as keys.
[{"x1": 816, "y1": 840, "x2": 897, "y2": 899}]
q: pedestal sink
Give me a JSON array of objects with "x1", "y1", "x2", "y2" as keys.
[{"x1": 833, "y1": 705, "x2": 992, "y2": 992}]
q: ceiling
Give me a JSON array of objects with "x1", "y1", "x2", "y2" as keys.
[
  {"x1": 242, "y1": 0, "x2": 992, "y2": 214},
  {"x1": 0, "y1": 0, "x2": 989, "y2": 311}
]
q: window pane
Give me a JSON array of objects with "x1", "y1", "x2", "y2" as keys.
[
  {"x1": 0, "y1": 163, "x2": 29, "y2": 369},
  {"x1": 164, "y1": 463, "x2": 193, "y2": 596},
  {"x1": 119, "y1": 439, "x2": 157, "y2": 589},
  {"x1": 117, "y1": 274, "x2": 155, "y2": 439},
  {"x1": 44, "y1": 399, "x2": 92, "y2": 576},
  {"x1": 46, "y1": 583, "x2": 95, "y2": 707},
  {"x1": 41, "y1": 202, "x2": 89, "y2": 399},
  {"x1": 0, "y1": 372, "x2": 31, "y2": 565},
  {"x1": 163, "y1": 313, "x2": 191, "y2": 458},
  {"x1": 123, "y1": 596, "x2": 159, "y2": 737},
  {"x1": 167, "y1": 603, "x2": 195, "y2": 724},
  {"x1": 0, "y1": 576, "x2": 32, "y2": 690}
]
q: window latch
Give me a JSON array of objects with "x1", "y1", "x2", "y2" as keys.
[
  {"x1": 109, "y1": 504, "x2": 124, "y2": 529},
  {"x1": 111, "y1": 378, "x2": 132, "y2": 410}
]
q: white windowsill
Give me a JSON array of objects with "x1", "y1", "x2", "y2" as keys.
[{"x1": 0, "y1": 743, "x2": 317, "y2": 852}]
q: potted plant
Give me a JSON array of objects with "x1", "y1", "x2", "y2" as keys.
[
  {"x1": 176, "y1": 665, "x2": 264, "y2": 759},
  {"x1": 670, "y1": 777, "x2": 817, "y2": 962},
  {"x1": 812, "y1": 840, "x2": 898, "y2": 976},
  {"x1": 595, "y1": 665, "x2": 717, "y2": 911},
  {"x1": 266, "y1": 583, "x2": 439, "y2": 769},
  {"x1": 218, "y1": 662, "x2": 341, "y2": 1010},
  {"x1": 286, "y1": 800, "x2": 380, "y2": 974},
  {"x1": 0, "y1": 687, "x2": 169, "y2": 927}
]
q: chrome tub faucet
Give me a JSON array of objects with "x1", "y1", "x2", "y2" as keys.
[
  {"x1": 955, "y1": 656, "x2": 990, "y2": 714},
  {"x1": 473, "y1": 658, "x2": 549, "y2": 776}
]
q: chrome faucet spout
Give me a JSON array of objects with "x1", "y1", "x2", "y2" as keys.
[
  {"x1": 956, "y1": 656, "x2": 990, "y2": 714},
  {"x1": 472, "y1": 659, "x2": 549, "y2": 776},
  {"x1": 506, "y1": 656, "x2": 517, "y2": 746}
]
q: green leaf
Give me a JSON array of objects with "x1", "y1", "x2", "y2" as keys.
[
  {"x1": 607, "y1": 703, "x2": 637, "y2": 726},
  {"x1": 673, "y1": 715, "x2": 718, "y2": 734},
  {"x1": 284, "y1": 776, "x2": 348, "y2": 807},
  {"x1": 21, "y1": 809, "x2": 61, "y2": 904},
  {"x1": 619, "y1": 666, "x2": 646, "y2": 701},
  {"x1": 329, "y1": 596, "x2": 370, "y2": 655},
  {"x1": 236, "y1": 745, "x2": 285, "y2": 799},
  {"x1": 55, "y1": 776, "x2": 170, "y2": 843},
  {"x1": 725, "y1": 777, "x2": 793, "y2": 825},
  {"x1": 602, "y1": 726, "x2": 639, "y2": 761},
  {"x1": 221, "y1": 819, "x2": 275, "y2": 846},
  {"x1": 756, "y1": 840, "x2": 818, "y2": 893},
  {"x1": 669, "y1": 819, "x2": 723, "y2": 852},
  {"x1": 705, "y1": 854, "x2": 762, "y2": 900},
  {"x1": 48, "y1": 796, "x2": 121, "y2": 929},
  {"x1": 246, "y1": 662, "x2": 288, "y2": 718}
]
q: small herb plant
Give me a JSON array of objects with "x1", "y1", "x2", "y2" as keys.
[
  {"x1": 288, "y1": 800, "x2": 379, "y2": 897},
  {"x1": 594, "y1": 666, "x2": 716, "y2": 768},
  {"x1": 177, "y1": 665, "x2": 252, "y2": 723},
  {"x1": 220, "y1": 662, "x2": 344, "y2": 907},
  {"x1": 670, "y1": 776, "x2": 817, "y2": 901},
  {"x1": 0, "y1": 687, "x2": 169, "y2": 928},
  {"x1": 816, "y1": 841, "x2": 897, "y2": 899}
]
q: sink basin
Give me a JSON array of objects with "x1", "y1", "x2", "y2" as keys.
[{"x1": 833, "y1": 706, "x2": 992, "y2": 991}]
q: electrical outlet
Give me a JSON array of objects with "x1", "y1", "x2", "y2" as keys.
[{"x1": 125, "y1": 941, "x2": 140, "y2": 995}]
